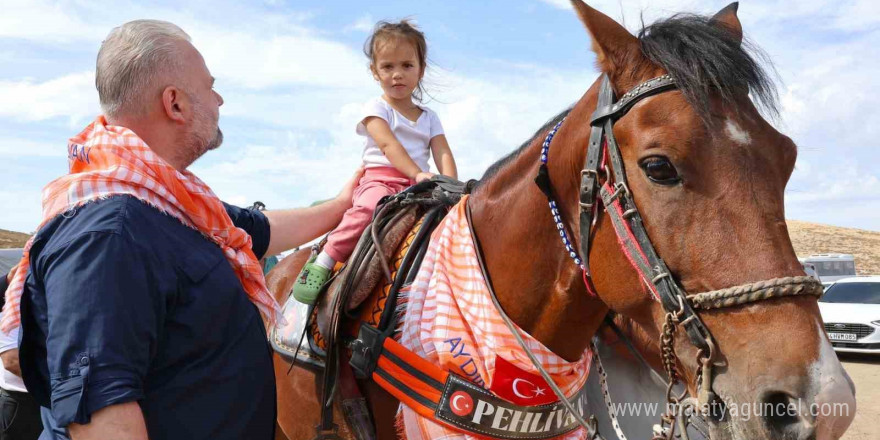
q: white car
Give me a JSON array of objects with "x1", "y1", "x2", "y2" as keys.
[{"x1": 818, "y1": 276, "x2": 880, "y2": 354}]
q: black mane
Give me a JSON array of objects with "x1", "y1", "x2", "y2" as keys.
[
  {"x1": 480, "y1": 11, "x2": 779, "y2": 183},
  {"x1": 639, "y1": 13, "x2": 779, "y2": 121}
]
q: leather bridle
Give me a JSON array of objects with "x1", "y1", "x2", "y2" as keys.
[{"x1": 530, "y1": 73, "x2": 823, "y2": 439}]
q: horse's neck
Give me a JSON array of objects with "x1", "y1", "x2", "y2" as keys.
[{"x1": 468, "y1": 106, "x2": 608, "y2": 361}]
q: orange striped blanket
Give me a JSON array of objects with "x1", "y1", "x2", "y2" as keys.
[{"x1": 396, "y1": 196, "x2": 593, "y2": 439}]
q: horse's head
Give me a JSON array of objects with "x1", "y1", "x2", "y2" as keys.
[{"x1": 559, "y1": 2, "x2": 856, "y2": 439}]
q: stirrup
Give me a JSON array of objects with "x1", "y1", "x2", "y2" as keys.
[{"x1": 311, "y1": 423, "x2": 342, "y2": 440}]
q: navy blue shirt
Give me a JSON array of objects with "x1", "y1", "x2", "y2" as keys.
[{"x1": 19, "y1": 195, "x2": 275, "y2": 440}]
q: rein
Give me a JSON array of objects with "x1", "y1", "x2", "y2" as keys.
[{"x1": 523, "y1": 73, "x2": 824, "y2": 439}]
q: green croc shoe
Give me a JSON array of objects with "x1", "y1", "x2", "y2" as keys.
[{"x1": 292, "y1": 258, "x2": 331, "y2": 305}]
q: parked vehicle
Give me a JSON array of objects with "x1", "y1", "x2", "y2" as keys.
[
  {"x1": 799, "y1": 253, "x2": 857, "y2": 286},
  {"x1": 0, "y1": 248, "x2": 23, "y2": 274},
  {"x1": 818, "y1": 276, "x2": 880, "y2": 354}
]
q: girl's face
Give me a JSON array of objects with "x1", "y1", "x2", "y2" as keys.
[{"x1": 371, "y1": 39, "x2": 423, "y2": 103}]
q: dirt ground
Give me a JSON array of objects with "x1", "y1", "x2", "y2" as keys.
[{"x1": 839, "y1": 353, "x2": 879, "y2": 440}]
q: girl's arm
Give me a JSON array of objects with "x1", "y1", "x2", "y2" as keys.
[
  {"x1": 430, "y1": 135, "x2": 458, "y2": 179},
  {"x1": 363, "y1": 117, "x2": 432, "y2": 182}
]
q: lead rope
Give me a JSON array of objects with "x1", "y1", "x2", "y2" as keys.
[
  {"x1": 464, "y1": 199, "x2": 604, "y2": 440},
  {"x1": 592, "y1": 341, "x2": 630, "y2": 440}
]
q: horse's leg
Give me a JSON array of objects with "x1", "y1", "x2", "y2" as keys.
[
  {"x1": 274, "y1": 353, "x2": 363, "y2": 440},
  {"x1": 268, "y1": 248, "x2": 404, "y2": 439},
  {"x1": 362, "y1": 381, "x2": 401, "y2": 439},
  {"x1": 274, "y1": 422, "x2": 287, "y2": 440},
  {"x1": 274, "y1": 353, "x2": 322, "y2": 439}
]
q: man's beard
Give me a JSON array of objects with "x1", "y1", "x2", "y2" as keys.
[
  {"x1": 204, "y1": 128, "x2": 223, "y2": 151},
  {"x1": 182, "y1": 101, "x2": 223, "y2": 168}
]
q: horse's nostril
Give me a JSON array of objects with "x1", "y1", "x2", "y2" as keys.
[{"x1": 761, "y1": 391, "x2": 813, "y2": 439}]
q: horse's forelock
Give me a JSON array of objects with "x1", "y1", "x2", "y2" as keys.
[{"x1": 637, "y1": 13, "x2": 780, "y2": 124}]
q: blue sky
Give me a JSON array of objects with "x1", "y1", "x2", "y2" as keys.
[{"x1": 1, "y1": 0, "x2": 878, "y2": 234}]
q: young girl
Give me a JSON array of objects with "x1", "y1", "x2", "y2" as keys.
[{"x1": 293, "y1": 20, "x2": 457, "y2": 304}]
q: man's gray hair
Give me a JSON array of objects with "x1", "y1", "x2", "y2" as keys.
[{"x1": 96, "y1": 20, "x2": 191, "y2": 118}]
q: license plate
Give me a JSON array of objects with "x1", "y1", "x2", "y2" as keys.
[{"x1": 828, "y1": 332, "x2": 857, "y2": 341}]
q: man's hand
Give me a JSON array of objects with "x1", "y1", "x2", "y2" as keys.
[
  {"x1": 336, "y1": 167, "x2": 364, "y2": 205},
  {"x1": 0, "y1": 348, "x2": 21, "y2": 377},
  {"x1": 68, "y1": 402, "x2": 149, "y2": 440},
  {"x1": 5, "y1": 263, "x2": 17, "y2": 284}
]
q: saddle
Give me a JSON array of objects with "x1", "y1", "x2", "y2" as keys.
[{"x1": 269, "y1": 176, "x2": 475, "y2": 440}]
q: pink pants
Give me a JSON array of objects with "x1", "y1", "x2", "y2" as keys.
[{"x1": 324, "y1": 167, "x2": 415, "y2": 262}]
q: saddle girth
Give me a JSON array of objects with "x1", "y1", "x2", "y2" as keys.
[{"x1": 315, "y1": 176, "x2": 473, "y2": 440}]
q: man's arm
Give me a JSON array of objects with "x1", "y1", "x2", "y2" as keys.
[
  {"x1": 0, "y1": 348, "x2": 20, "y2": 377},
  {"x1": 38, "y1": 230, "x2": 163, "y2": 433},
  {"x1": 262, "y1": 167, "x2": 363, "y2": 256},
  {"x1": 68, "y1": 402, "x2": 148, "y2": 440}
]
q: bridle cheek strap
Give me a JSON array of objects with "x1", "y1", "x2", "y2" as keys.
[{"x1": 599, "y1": 182, "x2": 661, "y2": 301}]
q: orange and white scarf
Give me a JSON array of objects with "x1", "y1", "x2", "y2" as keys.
[
  {"x1": 1, "y1": 116, "x2": 281, "y2": 332},
  {"x1": 396, "y1": 196, "x2": 593, "y2": 440}
]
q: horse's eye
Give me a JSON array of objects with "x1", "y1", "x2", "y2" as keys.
[{"x1": 640, "y1": 156, "x2": 681, "y2": 185}]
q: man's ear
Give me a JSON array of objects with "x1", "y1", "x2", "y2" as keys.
[{"x1": 161, "y1": 86, "x2": 187, "y2": 123}]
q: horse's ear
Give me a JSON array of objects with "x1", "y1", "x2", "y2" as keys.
[
  {"x1": 711, "y1": 2, "x2": 743, "y2": 45},
  {"x1": 570, "y1": 1, "x2": 640, "y2": 78}
]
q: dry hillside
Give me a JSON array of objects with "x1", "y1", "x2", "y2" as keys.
[
  {"x1": 1, "y1": 221, "x2": 878, "y2": 274},
  {"x1": 0, "y1": 229, "x2": 30, "y2": 248},
  {"x1": 787, "y1": 220, "x2": 880, "y2": 275}
]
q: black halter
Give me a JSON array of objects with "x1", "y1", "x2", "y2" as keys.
[
  {"x1": 536, "y1": 73, "x2": 714, "y2": 352},
  {"x1": 532, "y1": 74, "x2": 821, "y2": 436},
  {"x1": 587, "y1": 75, "x2": 714, "y2": 351}
]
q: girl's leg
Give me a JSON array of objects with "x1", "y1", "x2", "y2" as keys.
[
  {"x1": 293, "y1": 175, "x2": 410, "y2": 304},
  {"x1": 321, "y1": 181, "x2": 403, "y2": 263}
]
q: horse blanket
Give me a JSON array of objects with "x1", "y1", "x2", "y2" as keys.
[{"x1": 396, "y1": 196, "x2": 594, "y2": 439}]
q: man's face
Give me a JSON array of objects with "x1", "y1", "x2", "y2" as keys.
[{"x1": 177, "y1": 41, "x2": 224, "y2": 165}]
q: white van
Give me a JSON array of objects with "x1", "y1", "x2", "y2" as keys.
[{"x1": 799, "y1": 254, "x2": 857, "y2": 285}]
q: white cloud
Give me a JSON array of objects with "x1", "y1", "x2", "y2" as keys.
[
  {"x1": 539, "y1": 0, "x2": 711, "y2": 29},
  {"x1": 192, "y1": 27, "x2": 373, "y2": 91},
  {"x1": 545, "y1": 0, "x2": 880, "y2": 36},
  {"x1": 786, "y1": 160, "x2": 880, "y2": 230},
  {"x1": 347, "y1": 14, "x2": 375, "y2": 33},
  {"x1": 0, "y1": 188, "x2": 43, "y2": 233},
  {"x1": 539, "y1": 0, "x2": 571, "y2": 9},
  {"x1": 193, "y1": 62, "x2": 592, "y2": 218},
  {"x1": 0, "y1": 0, "x2": 877, "y2": 233},
  {"x1": 0, "y1": 72, "x2": 99, "y2": 126},
  {"x1": 0, "y1": 0, "x2": 105, "y2": 43},
  {"x1": 0, "y1": 138, "x2": 66, "y2": 158}
]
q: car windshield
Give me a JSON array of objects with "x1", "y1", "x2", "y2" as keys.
[{"x1": 820, "y1": 282, "x2": 880, "y2": 304}]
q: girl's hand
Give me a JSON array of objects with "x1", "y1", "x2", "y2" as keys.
[{"x1": 415, "y1": 172, "x2": 435, "y2": 183}]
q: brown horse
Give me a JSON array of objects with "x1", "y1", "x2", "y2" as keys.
[{"x1": 267, "y1": 2, "x2": 856, "y2": 439}]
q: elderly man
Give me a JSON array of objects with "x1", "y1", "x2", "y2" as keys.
[{"x1": 1, "y1": 20, "x2": 359, "y2": 440}]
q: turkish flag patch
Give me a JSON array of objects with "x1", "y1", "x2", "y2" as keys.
[{"x1": 489, "y1": 356, "x2": 557, "y2": 406}]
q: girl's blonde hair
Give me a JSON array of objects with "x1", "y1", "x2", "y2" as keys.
[{"x1": 364, "y1": 19, "x2": 429, "y2": 102}]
